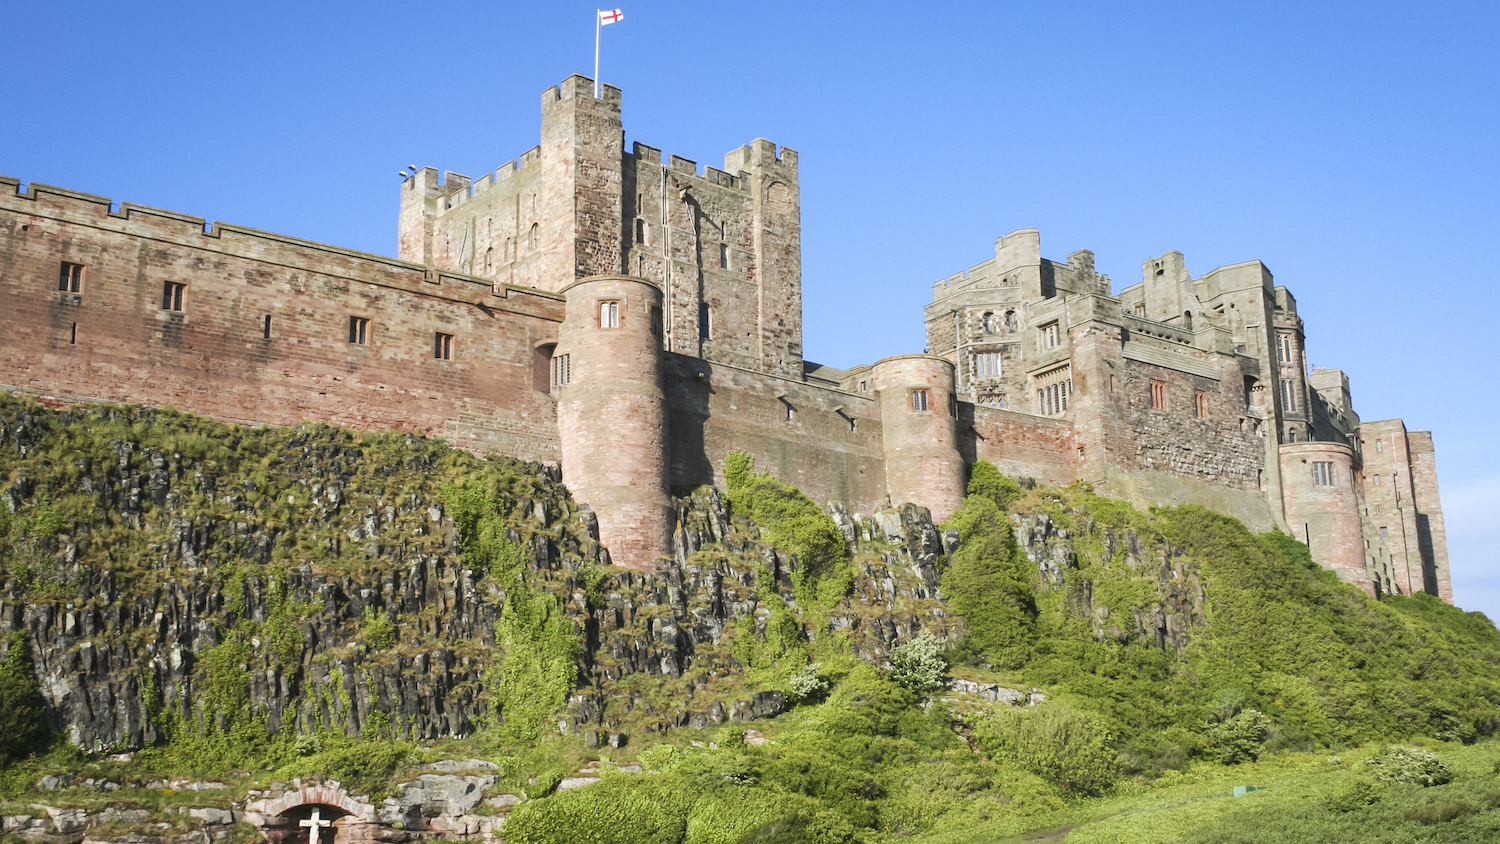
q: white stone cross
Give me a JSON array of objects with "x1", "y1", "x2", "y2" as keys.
[{"x1": 299, "y1": 808, "x2": 333, "y2": 844}]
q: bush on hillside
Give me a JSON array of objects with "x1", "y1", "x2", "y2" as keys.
[
  {"x1": 966, "y1": 460, "x2": 1023, "y2": 511},
  {"x1": 723, "y1": 451, "x2": 850, "y2": 607},
  {"x1": 1206, "y1": 708, "x2": 1271, "y2": 764},
  {"x1": 940, "y1": 496, "x2": 1037, "y2": 668},
  {"x1": 1368, "y1": 746, "x2": 1454, "y2": 787},
  {"x1": 0, "y1": 632, "x2": 47, "y2": 764},
  {"x1": 888, "y1": 631, "x2": 949, "y2": 696},
  {"x1": 973, "y1": 702, "x2": 1117, "y2": 795}
]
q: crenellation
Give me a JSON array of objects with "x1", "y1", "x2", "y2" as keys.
[{"x1": 0, "y1": 75, "x2": 1452, "y2": 595}]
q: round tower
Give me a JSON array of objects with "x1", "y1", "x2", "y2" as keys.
[
  {"x1": 554, "y1": 275, "x2": 670, "y2": 572},
  {"x1": 871, "y1": 354, "x2": 965, "y2": 522},
  {"x1": 1279, "y1": 442, "x2": 1371, "y2": 594}
]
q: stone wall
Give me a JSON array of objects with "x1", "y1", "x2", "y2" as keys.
[
  {"x1": 662, "y1": 354, "x2": 888, "y2": 515},
  {"x1": 0, "y1": 179, "x2": 565, "y2": 463}
]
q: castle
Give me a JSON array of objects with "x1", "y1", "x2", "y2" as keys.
[{"x1": 0, "y1": 74, "x2": 1451, "y2": 603}]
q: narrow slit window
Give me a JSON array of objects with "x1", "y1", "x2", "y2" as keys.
[
  {"x1": 162, "y1": 281, "x2": 185, "y2": 311},
  {"x1": 59, "y1": 262, "x2": 83, "y2": 293},
  {"x1": 263, "y1": 314, "x2": 272, "y2": 339},
  {"x1": 349, "y1": 316, "x2": 369, "y2": 345},
  {"x1": 719, "y1": 243, "x2": 728, "y2": 269},
  {"x1": 528, "y1": 223, "x2": 539, "y2": 250},
  {"x1": 1195, "y1": 390, "x2": 1208, "y2": 419},
  {"x1": 911, "y1": 389, "x2": 931, "y2": 411},
  {"x1": 434, "y1": 332, "x2": 453, "y2": 360},
  {"x1": 599, "y1": 301, "x2": 619, "y2": 328},
  {"x1": 1150, "y1": 379, "x2": 1166, "y2": 410},
  {"x1": 70, "y1": 322, "x2": 77, "y2": 345},
  {"x1": 650, "y1": 305, "x2": 662, "y2": 337},
  {"x1": 699, "y1": 302, "x2": 710, "y2": 339}
]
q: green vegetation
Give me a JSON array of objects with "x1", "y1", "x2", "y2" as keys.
[
  {"x1": 0, "y1": 632, "x2": 47, "y2": 764},
  {"x1": 4, "y1": 398, "x2": 1500, "y2": 843},
  {"x1": 723, "y1": 450, "x2": 851, "y2": 608}
]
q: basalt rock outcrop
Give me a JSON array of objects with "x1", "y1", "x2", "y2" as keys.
[{"x1": 0, "y1": 397, "x2": 1209, "y2": 753}]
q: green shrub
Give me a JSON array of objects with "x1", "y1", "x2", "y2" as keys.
[
  {"x1": 504, "y1": 776, "x2": 693, "y2": 844},
  {"x1": 940, "y1": 496, "x2": 1037, "y2": 668},
  {"x1": 723, "y1": 451, "x2": 850, "y2": 608},
  {"x1": 966, "y1": 461, "x2": 1022, "y2": 511},
  {"x1": 1206, "y1": 708, "x2": 1271, "y2": 764},
  {"x1": 973, "y1": 702, "x2": 1117, "y2": 795},
  {"x1": 888, "y1": 631, "x2": 948, "y2": 696},
  {"x1": 788, "y1": 662, "x2": 831, "y2": 704},
  {"x1": 489, "y1": 571, "x2": 581, "y2": 746},
  {"x1": 0, "y1": 632, "x2": 47, "y2": 764},
  {"x1": 361, "y1": 606, "x2": 397, "y2": 651},
  {"x1": 1367, "y1": 745, "x2": 1454, "y2": 787},
  {"x1": 277, "y1": 738, "x2": 411, "y2": 799}
]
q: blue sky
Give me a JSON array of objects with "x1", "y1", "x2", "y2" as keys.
[{"x1": 8, "y1": 1, "x2": 1498, "y2": 616}]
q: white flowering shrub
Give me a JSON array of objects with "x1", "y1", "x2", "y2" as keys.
[{"x1": 888, "y1": 631, "x2": 948, "y2": 696}]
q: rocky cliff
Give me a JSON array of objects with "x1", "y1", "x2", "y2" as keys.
[{"x1": 0, "y1": 396, "x2": 1206, "y2": 754}]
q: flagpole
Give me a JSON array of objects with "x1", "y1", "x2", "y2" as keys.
[{"x1": 593, "y1": 10, "x2": 601, "y2": 98}]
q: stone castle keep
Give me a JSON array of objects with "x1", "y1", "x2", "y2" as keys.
[{"x1": 0, "y1": 74, "x2": 1451, "y2": 603}]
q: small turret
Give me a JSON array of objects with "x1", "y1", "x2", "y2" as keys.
[
  {"x1": 1280, "y1": 442, "x2": 1371, "y2": 595},
  {"x1": 871, "y1": 354, "x2": 965, "y2": 522}
]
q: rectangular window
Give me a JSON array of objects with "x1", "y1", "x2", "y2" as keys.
[
  {"x1": 634, "y1": 219, "x2": 645, "y2": 245},
  {"x1": 600, "y1": 301, "x2": 619, "y2": 328},
  {"x1": 1376, "y1": 440, "x2": 1384, "y2": 453},
  {"x1": 1380, "y1": 526, "x2": 1389, "y2": 540},
  {"x1": 551, "y1": 353, "x2": 571, "y2": 388},
  {"x1": 162, "y1": 281, "x2": 185, "y2": 311},
  {"x1": 1312, "y1": 461, "x2": 1335, "y2": 487},
  {"x1": 1150, "y1": 379, "x2": 1166, "y2": 410},
  {"x1": 974, "y1": 352, "x2": 1001, "y2": 378},
  {"x1": 911, "y1": 389, "x2": 930, "y2": 411},
  {"x1": 1281, "y1": 379, "x2": 1297, "y2": 412},
  {"x1": 58, "y1": 262, "x2": 83, "y2": 293},
  {"x1": 699, "y1": 302, "x2": 710, "y2": 339},
  {"x1": 1133, "y1": 303, "x2": 1145, "y2": 316},
  {"x1": 1278, "y1": 335, "x2": 1293, "y2": 364},
  {"x1": 1373, "y1": 474, "x2": 1381, "y2": 485},
  {"x1": 434, "y1": 332, "x2": 453, "y2": 360},
  {"x1": 1375, "y1": 503, "x2": 1382, "y2": 515},
  {"x1": 650, "y1": 306, "x2": 662, "y2": 337},
  {"x1": 1040, "y1": 321, "x2": 1060, "y2": 349},
  {"x1": 1195, "y1": 390, "x2": 1208, "y2": 419},
  {"x1": 719, "y1": 243, "x2": 728, "y2": 269},
  {"x1": 349, "y1": 316, "x2": 369, "y2": 345}
]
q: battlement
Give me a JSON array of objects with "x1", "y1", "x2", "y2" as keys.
[{"x1": 726, "y1": 138, "x2": 798, "y2": 177}]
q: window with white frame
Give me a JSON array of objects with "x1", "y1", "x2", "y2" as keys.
[
  {"x1": 1312, "y1": 461, "x2": 1335, "y2": 487},
  {"x1": 1040, "y1": 321, "x2": 1060, "y2": 349},
  {"x1": 599, "y1": 301, "x2": 619, "y2": 328},
  {"x1": 974, "y1": 352, "x2": 1000, "y2": 378}
]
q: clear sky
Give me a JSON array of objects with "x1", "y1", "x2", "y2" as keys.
[{"x1": 8, "y1": 1, "x2": 1497, "y2": 616}]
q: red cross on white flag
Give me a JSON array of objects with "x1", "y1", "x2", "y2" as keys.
[{"x1": 599, "y1": 9, "x2": 623, "y2": 24}]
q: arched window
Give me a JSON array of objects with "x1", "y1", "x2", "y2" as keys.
[
  {"x1": 1182, "y1": 310, "x2": 1194, "y2": 330},
  {"x1": 1004, "y1": 310, "x2": 1017, "y2": 333},
  {"x1": 484, "y1": 248, "x2": 493, "y2": 272},
  {"x1": 982, "y1": 312, "x2": 997, "y2": 334},
  {"x1": 528, "y1": 223, "x2": 539, "y2": 251}
]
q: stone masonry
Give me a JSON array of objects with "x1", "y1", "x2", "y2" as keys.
[{"x1": 0, "y1": 74, "x2": 1452, "y2": 600}]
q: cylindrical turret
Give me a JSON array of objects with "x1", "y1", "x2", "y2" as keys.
[
  {"x1": 554, "y1": 275, "x2": 670, "y2": 571},
  {"x1": 1279, "y1": 442, "x2": 1371, "y2": 594},
  {"x1": 871, "y1": 354, "x2": 965, "y2": 522}
]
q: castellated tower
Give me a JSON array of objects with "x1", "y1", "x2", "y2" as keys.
[
  {"x1": 871, "y1": 355, "x2": 965, "y2": 523},
  {"x1": 553, "y1": 276, "x2": 670, "y2": 571}
]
